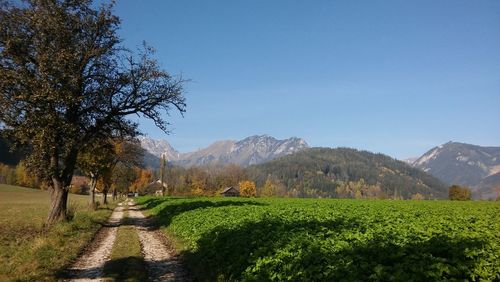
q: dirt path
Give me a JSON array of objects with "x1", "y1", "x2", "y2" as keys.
[
  {"x1": 61, "y1": 200, "x2": 190, "y2": 282},
  {"x1": 128, "y1": 202, "x2": 190, "y2": 282},
  {"x1": 61, "y1": 202, "x2": 125, "y2": 282}
]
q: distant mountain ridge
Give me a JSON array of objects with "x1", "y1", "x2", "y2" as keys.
[
  {"x1": 139, "y1": 135, "x2": 309, "y2": 168},
  {"x1": 410, "y1": 142, "x2": 500, "y2": 199}
]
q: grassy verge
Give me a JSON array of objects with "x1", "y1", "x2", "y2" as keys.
[
  {"x1": 137, "y1": 196, "x2": 500, "y2": 281},
  {"x1": 0, "y1": 184, "x2": 115, "y2": 281},
  {"x1": 102, "y1": 209, "x2": 147, "y2": 282}
]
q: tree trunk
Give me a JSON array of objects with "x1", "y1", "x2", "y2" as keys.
[
  {"x1": 160, "y1": 154, "x2": 166, "y2": 196},
  {"x1": 46, "y1": 178, "x2": 69, "y2": 225},
  {"x1": 112, "y1": 189, "x2": 117, "y2": 201},
  {"x1": 102, "y1": 185, "x2": 109, "y2": 205},
  {"x1": 89, "y1": 173, "x2": 97, "y2": 209},
  {"x1": 91, "y1": 187, "x2": 95, "y2": 207},
  {"x1": 46, "y1": 148, "x2": 78, "y2": 226}
]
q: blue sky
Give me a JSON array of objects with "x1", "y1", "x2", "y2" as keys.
[{"x1": 113, "y1": 0, "x2": 500, "y2": 159}]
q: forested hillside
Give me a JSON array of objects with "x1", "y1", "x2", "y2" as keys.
[{"x1": 247, "y1": 148, "x2": 448, "y2": 199}]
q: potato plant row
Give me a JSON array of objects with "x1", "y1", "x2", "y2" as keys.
[{"x1": 138, "y1": 197, "x2": 500, "y2": 281}]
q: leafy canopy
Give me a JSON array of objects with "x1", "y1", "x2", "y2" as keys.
[{"x1": 0, "y1": 0, "x2": 186, "y2": 184}]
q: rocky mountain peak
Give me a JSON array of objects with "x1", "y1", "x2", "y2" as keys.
[
  {"x1": 138, "y1": 136, "x2": 180, "y2": 161},
  {"x1": 410, "y1": 141, "x2": 500, "y2": 199},
  {"x1": 139, "y1": 135, "x2": 309, "y2": 168}
]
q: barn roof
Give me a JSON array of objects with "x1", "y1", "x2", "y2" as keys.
[
  {"x1": 221, "y1": 186, "x2": 239, "y2": 193},
  {"x1": 147, "y1": 179, "x2": 167, "y2": 188}
]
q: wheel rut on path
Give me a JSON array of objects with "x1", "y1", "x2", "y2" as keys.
[
  {"x1": 60, "y1": 203, "x2": 125, "y2": 282},
  {"x1": 127, "y1": 203, "x2": 190, "y2": 282}
]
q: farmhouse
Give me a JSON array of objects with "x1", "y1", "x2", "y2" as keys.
[{"x1": 220, "y1": 186, "x2": 240, "y2": 197}]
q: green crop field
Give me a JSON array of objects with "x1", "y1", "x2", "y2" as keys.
[
  {"x1": 0, "y1": 184, "x2": 114, "y2": 281},
  {"x1": 138, "y1": 196, "x2": 500, "y2": 281}
]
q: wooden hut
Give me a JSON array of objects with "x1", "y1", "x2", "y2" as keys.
[{"x1": 220, "y1": 186, "x2": 240, "y2": 197}]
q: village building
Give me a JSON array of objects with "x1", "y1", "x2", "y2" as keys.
[{"x1": 145, "y1": 178, "x2": 168, "y2": 196}]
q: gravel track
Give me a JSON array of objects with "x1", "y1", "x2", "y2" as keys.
[
  {"x1": 128, "y1": 203, "x2": 190, "y2": 282},
  {"x1": 60, "y1": 200, "x2": 190, "y2": 282},
  {"x1": 60, "y1": 203, "x2": 125, "y2": 282}
]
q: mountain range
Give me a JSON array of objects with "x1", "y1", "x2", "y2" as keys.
[
  {"x1": 140, "y1": 136, "x2": 499, "y2": 199},
  {"x1": 409, "y1": 142, "x2": 500, "y2": 199},
  {"x1": 3, "y1": 132, "x2": 497, "y2": 199},
  {"x1": 139, "y1": 135, "x2": 309, "y2": 168}
]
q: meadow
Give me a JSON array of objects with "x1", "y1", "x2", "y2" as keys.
[
  {"x1": 137, "y1": 196, "x2": 500, "y2": 281},
  {"x1": 0, "y1": 184, "x2": 114, "y2": 281}
]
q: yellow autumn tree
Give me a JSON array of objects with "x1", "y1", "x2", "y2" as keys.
[
  {"x1": 411, "y1": 193, "x2": 425, "y2": 200},
  {"x1": 239, "y1": 180, "x2": 256, "y2": 198},
  {"x1": 190, "y1": 178, "x2": 205, "y2": 196},
  {"x1": 448, "y1": 185, "x2": 471, "y2": 201},
  {"x1": 130, "y1": 168, "x2": 153, "y2": 193},
  {"x1": 261, "y1": 178, "x2": 276, "y2": 197},
  {"x1": 15, "y1": 161, "x2": 38, "y2": 188}
]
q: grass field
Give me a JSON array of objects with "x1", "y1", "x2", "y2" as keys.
[
  {"x1": 137, "y1": 196, "x2": 500, "y2": 281},
  {"x1": 0, "y1": 184, "x2": 115, "y2": 281}
]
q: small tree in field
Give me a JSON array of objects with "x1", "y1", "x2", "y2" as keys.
[
  {"x1": 239, "y1": 180, "x2": 256, "y2": 198},
  {"x1": 0, "y1": 0, "x2": 186, "y2": 225},
  {"x1": 448, "y1": 185, "x2": 471, "y2": 201}
]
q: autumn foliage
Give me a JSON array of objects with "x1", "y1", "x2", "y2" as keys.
[
  {"x1": 239, "y1": 180, "x2": 257, "y2": 198},
  {"x1": 448, "y1": 185, "x2": 472, "y2": 201}
]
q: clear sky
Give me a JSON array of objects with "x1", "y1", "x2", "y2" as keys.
[{"x1": 113, "y1": 0, "x2": 500, "y2": 159}]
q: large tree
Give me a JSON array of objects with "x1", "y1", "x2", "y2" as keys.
[{"x1": 0, "y1": 0, "x2": 186, "y2": 225}]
